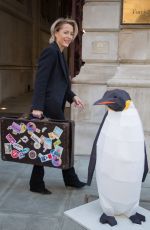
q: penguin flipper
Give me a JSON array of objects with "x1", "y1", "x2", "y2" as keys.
[
  {"x1": 142, "y1": 143, "x2": 149, "y2": 182},
  {"x1": 87, "y1": 111, "x2": 108, "y2": 185},
  {"x1": 129, "y1": 212, "x2": 145, "y2": 224},
  {"x1": 100, "y1": 213, "x2": 117, "y2": 226}
]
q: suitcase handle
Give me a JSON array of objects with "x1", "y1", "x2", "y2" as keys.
[
  {"x1": 18, "y1": 113, "x2": 73, "y2": 124},
  {"x1": 18, "y1": 113, "x2": 49, "y2": 122}
]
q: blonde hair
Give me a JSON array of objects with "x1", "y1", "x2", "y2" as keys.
[{"x1": 49, "y1": 18, "x2": 78, "y2": 44}]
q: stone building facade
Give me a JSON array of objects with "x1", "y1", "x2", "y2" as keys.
[
  {"x1": 0, "y1": 0, "x2": 67, "y2": 103},
  {"x1": 0, "y1": 0, "x2": 150, "y2": 164},
  {"x1": 0, "y1": 0, "x2": 33, "y2": 102},
  {"x1": 71, "y1": 0, "x2": 150, "y2": 165}
]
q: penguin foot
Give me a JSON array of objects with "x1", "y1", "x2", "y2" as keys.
[
  {"x1": 100, "y1": 213, "x2": 117, "y2": 226},
  {"x1": 136, "y1": 212, "x2": 146, "y2": 222},
  {"x1": 129, "y1": 212, "x2": 145, "y2": 225}
]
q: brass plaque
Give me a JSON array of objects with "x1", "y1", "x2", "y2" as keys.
[{"x1": 122, "y1": 0, "x2": 150, "y2": 24}]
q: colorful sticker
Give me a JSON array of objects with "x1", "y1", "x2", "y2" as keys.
[
  {"x1": 6, "y1": 133, "x2": 16, "y2": 144},
  {"x1": 50, "y1": 149, "x2": 61, "y2": 157},
  {"x1": 21, "y1": 136, "x2": 29, "y2": 143},
  {"x1": 20, "y1": 123, "x2": 27, "y2": 133},
  {"x1": 42, "y1": 127, "x2": 47, "y2": 133},
  {"x1": 40, "y1": 135, "x2": 45, "y2": 144},
  {"x1": 55, "y1": 146, "x2": 63, "y2": 155},
  {"x1": 12, "y1": 131, "x2": 18, "y2": 135},
  {"x1": 53, "y1": 139, "x2": 61, "y2": 148},
  {"x1": 36, "y1": 128, "x2": 40, "y2": 133},
  {"x1": 20, "y1": 148, "x2": 30, "y2": 154},
  {"x1": 43, "y1": 138, "x2": 52, "y2": 150},
  {"x1": 11, "y1": 150, "x2": 19, "y2": 158},
  {"x1": 38, "y1": 153, "x2": 52, "y2": 162},
  {"x1": 28, "y1": 150, "x2": 37, "y2": 159},
  {"x1": 18, "y1": 152, "x2": 26, "y2": 159},
  {"x1": 52, "y1": 156, "x2": 62, "y2": 167},
  {"x1": 30, "y1": 133, "x2": 41, "y2": 143},
  {"x1": 4, "y1": 143, "x2": 12, "y2": 154},
  {"x1": 7, "y1": 126, "x2": 12, "y2": 130},
  {"x1": 53, "y1": 126, "x2": 63, "y2": 139},
  {"x1": 13, "y1": 143, "x2": 23, "y2": 151},
  {"x1": 34, "y1": 142, "x2": 41, "y2": 149},
  {"x1": 11, "y1": 122, "x2": 21, "y2": 133},
  {"x1": 43, "y1": 148, "x2": 47, "y2": 153},
  {"x1": 27, "y1": 122, "x2": 36, "y2": 133},
  {"x1": 48, "y1": 132, "x2": 57, "y2": 140}
]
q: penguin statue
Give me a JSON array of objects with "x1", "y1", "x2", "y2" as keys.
[{"x1": 87, "y1": 89, "x2": 148, "y2": 226}]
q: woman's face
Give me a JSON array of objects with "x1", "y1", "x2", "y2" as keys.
[{"x1": 55, "y1": 23, "x2": 74, "y2": 51}]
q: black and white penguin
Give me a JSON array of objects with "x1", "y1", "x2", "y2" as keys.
[{"x1": 87, "y1": 89, "x2": 148, "y2": 226}]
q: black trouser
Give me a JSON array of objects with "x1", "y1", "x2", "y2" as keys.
[
  {"x1": 30, "y1": 104, "x2": 76, "y2": 189},
  {"x1": 29, "y1": 165, "x2": 77, "y2": 189}
]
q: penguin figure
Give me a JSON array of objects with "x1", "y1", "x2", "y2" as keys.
[{"x1": 87, "y1": 89, "x2": 148, "y2": 226}]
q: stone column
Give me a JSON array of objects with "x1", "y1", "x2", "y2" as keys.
[{"x1": 71, "y1": 0, "x2": 121, "y2": 155}]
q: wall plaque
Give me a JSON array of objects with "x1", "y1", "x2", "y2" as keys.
[
  {"x1": 92, "y1": 41, "x2": 109, "y2": 54},
  {"x1": 122, "y1": 0, "x2": 150, "y2": 24}
]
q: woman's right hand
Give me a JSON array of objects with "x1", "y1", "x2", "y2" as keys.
[{"x1": 32, "y1": 110, "x2": 43, "y2": 119}]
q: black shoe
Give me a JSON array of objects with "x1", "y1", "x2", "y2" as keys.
[
  {"x1": 30, "y1": 188, "x2": 52, "y2": 195},
  {"x1": 65, "y1": 180, "x2": 86, "y2": 188},
  {"x1": 62, "y1": 167, "x2": 86, "y2": 189}
]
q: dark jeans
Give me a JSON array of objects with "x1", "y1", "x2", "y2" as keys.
[{"x1": 29, "y1": 165, "x2": 77, "y2": 189}]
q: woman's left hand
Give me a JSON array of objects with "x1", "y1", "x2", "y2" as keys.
[{"x1": 73, "y1": 96, "x2": 85, "y2": 109}]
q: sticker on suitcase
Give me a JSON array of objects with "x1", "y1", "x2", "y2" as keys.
[{"x1": 3, "y1": 121, "x2": 64, "y2": 167}]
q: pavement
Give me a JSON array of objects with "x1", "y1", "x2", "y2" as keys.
[{"x1": 0, "y1": 92, "x2": 150, "y2": 230}]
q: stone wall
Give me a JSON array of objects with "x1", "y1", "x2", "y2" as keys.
[
  {"x1": 0, "y1": 0, "x2": 51, "y2": 104},
  {"x1": 71, "y1": 0, "x2": 120, "y2": 155},
  {"x1": 0, "y1": 0, "x2": 67, "y2": 104},
  {"x1": 71, "y1": 0, "x2": 150, "y2": 165},
  {"x1": 0, "y1": 0, "x2": 33, "y2": 103}
]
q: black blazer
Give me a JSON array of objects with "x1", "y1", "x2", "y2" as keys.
[{"x1": 32, "y1": 42, "x2": 75, "y2": 119}]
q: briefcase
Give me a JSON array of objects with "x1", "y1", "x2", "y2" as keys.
[{"x1": 0, "y1": 116, "x2": 74, "y2": 169}]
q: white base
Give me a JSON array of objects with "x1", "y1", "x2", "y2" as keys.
[{"x1": 64, "y1": 200, "x2": 150, "y2": 230}]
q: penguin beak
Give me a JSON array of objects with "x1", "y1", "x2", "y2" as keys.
[{"x1": 94, "y1": 98, "x2": 115, "y2": 105}]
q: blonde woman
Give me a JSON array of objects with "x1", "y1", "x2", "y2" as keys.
[{"x1": 30, "y1": 18, "x2": 86, "y2": 194}]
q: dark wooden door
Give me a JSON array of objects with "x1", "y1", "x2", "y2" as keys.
[
  {"x1": 40, "y1": 0, "x2": 85, "y2": 78},
  {"x1": 61, "y1": 0, "x2": 85, "y2": 78}
]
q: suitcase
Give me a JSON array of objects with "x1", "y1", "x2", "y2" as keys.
[{"x1": 0, "y1": 116, "x2": 74, "y2": 169}]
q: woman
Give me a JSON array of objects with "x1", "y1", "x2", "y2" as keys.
[{"x1": 29, "y1": 18, "x2": 86, "y2": 194}]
